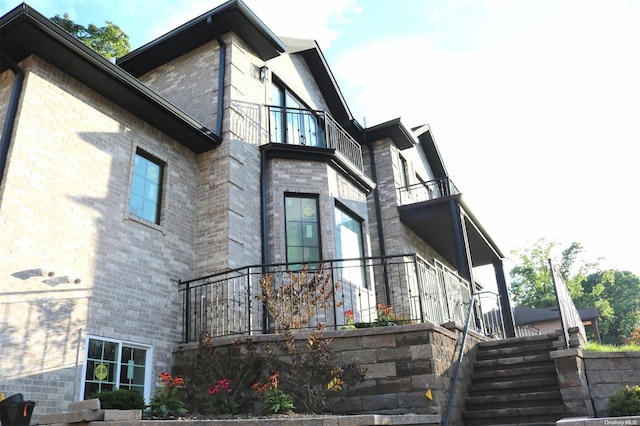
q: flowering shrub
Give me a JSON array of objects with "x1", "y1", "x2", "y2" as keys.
[
  {"x1": 148, "y1": 372, "x2": 187, "y2": 418},
  {"x1": 208, "y1": 378, "x2": 238, "y2": 414},
  {"x1": 374, "y1": 304, "x2": 396, "y2": 327},
  {"x1": 252, "y1": 373, "x2": 294, "y2": 414},
  {"x1": 341, "y1": 309, "x2": 356, "y2": 330}
]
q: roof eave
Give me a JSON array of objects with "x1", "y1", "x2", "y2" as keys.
[
  {"x1": 117, "y1": 0, "x2": 286, "y2": 76},
  {"x1": 0, "y1": 3, "x2": 220, "y2": 153}
]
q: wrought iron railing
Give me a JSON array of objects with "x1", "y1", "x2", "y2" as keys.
[
  {"x1": 397, "y1": 177, "x2": 460, "y2": 206},
  {"x1": 179, "y1": 254, "x2": 499, "y2": 343},
  {"x1": 267, "y1": 105, "x2": 364, "y2": 171}
]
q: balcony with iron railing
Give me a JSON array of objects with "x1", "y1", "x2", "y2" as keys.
[
  {"x1": 397, "y1": 177, "x2": 460, "y2": 206},
  {"x1": 266, "y1": 105, "x2": 364, "y2": 171},
  {"x1": 178, "y1": 254, "x2": 504, "y2": 343}
]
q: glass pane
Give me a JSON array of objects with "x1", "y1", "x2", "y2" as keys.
[
  {"x1": 302, "y1": 223, "x2": 318, "y2": 245},
  {"x1": 287, "y1": 246, "x2": 303, "y2": 264},
  {"x1": 300, "y1": 199, "x2": 316, "y2": 222},
  {"x1": 286, "y1": 222, "x2": 302, "y2": 246},
  {"x1": 285, "y1": 197, "x2": 301, "y2": 220},
  {"x1": 129, "y1": 153, "x2": 162, "y2": 224}
]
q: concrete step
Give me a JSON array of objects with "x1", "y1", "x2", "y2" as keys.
[
  {"x1": 476, "y1": 341, "x2": 555, "y2": 359},
  {"x1": 462, "y1": 405, "x2": 565, "y2": 426},
  {"x1": 466, "y1": 390, "x2": 563, "y2": 410},
  {"x1": 468, "y1": 376, "x2": 560, "y2": 396},
  {"x1": 474, "y1": 353, "x2": 552, "y2": 371},
  {"x1": 471, "y1": 363, "x2": 556, "y2": 381}
]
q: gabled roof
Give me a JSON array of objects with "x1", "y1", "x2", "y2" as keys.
[
  {"x1": 0, "y1": 3, "x2": 220, "y2": 153},
  {"x1": 412, "y1": 124, "x2": 448, "y2": 179},
  {"x1": 118, "y1": 0, "x2": 286, "y2": 76},
  {"x1": 279, "y1": 37, "x2": 356, "y2": 133}
]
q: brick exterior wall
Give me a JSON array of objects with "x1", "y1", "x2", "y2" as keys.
[{"x1": 0, "y1": 57, "x2": 199, "y2": 416}]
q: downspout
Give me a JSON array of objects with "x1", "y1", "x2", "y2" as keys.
[
  {"x1": 0, "y1": 53, "x2": 24, "y2": 187},
  {"x1": 365, "y1": 133, "x2": 391, "y2": 304},
  {"x1": 207, "y1": 16, "x2": 226, "y2": 136}
]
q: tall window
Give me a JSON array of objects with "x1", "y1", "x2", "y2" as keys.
[
  {"x1": 335, "y1": 205, "x2": 365, "y2": 287},
  {"x1": 285, "y1": 195, "x2": 321, "y2": 265},
  {"x1": 270, "y1": 79, "x2": 324, "y2": 147},
  {"x1": 398, "y1": 155, "x2": 409, "y2": 189},
  {"x1": 83, "y1": 337, "x2": 151, "y2": 400},
  {"x1": 129, "y1": 150, "x2": 163, "y2": 224}
]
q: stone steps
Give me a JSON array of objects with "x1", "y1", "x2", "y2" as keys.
[{"x1": 463, "y1": 334, "x2": 565, "y2": 425}]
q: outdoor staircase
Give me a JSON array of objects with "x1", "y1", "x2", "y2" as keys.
[{"x1": 462, "y1": 333, "x2": 566, "y2": 426}]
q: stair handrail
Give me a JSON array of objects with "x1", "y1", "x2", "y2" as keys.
[{"x1": 442, "y1": 293, "x2": 477, "y2": 426}]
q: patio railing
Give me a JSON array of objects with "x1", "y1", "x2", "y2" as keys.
[
  {"x1": 179, "y1": 254, "x2": 503, "y2": 343},
  {"x1": 397, "y1": 177, "x2": 460, "y2": 206}
]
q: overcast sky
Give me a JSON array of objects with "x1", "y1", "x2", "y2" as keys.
[{"x1": 2, "y1": 0, "x2": 639, "y2": 282}]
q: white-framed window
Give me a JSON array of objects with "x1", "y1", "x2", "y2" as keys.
[
  {"x1": 334, "y1": 204, "x2": 366, "y2": 288},
  {"x1": 81, "y1": 336, "x2": 152, "y2": 401}
]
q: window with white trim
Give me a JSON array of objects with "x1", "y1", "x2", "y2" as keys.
[{"x1": 82, "y1": 337, "x2": 152, "y2": 400}]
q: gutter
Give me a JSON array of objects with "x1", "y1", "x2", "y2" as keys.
[
  {"x1": 0, "y1": 52, "x2": 24, "y2": 187},
  {"x1": 207, "y1": 15, "x2": 226, "y2": 136}
]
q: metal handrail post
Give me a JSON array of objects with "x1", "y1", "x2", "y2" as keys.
[{"x1": 443, "y1": 295, "x2": 476, "y2": 426}]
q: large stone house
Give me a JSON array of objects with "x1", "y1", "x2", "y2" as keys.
[{"x1": 0, "y1": 0, "x2": 514, "y2": 416}]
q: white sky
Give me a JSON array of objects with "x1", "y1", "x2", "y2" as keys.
[{"x1": 2, "y1": 0, "x2": 639, "y2": 283}]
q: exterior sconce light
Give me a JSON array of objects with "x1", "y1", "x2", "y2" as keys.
[
  {"x1": 259, "y1": 66, "x2": 269, "y2": 82},
  {"x1": 38, "y1": 268, "x2": 55, "y2": 277},
  {"x1": 67, "y1": 276, "x2": 82, "y2": 284}
]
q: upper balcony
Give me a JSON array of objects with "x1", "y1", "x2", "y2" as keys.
[
  {"x1": 266, "y1": 105, "x2": 364, "y2": 171},
  {"x1": 230, "y1": 101, "x2": 371, "y2": 190},
  {"x1": 396, "y1": 177, "x2": 503, "y2": 270}
]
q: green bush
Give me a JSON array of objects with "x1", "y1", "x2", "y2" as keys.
[
  {"x1": 91, "y1": 388, "x2": 145, "y2": 410},
  {"x1": 607, "y1": 385, "x2": 640, "y2": 416}
]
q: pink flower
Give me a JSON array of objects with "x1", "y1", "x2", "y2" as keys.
[{"x1": 344, "y1": 310, "x2": 354, "y2": 319}]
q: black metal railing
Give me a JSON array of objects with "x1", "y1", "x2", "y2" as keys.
[
  {"x1": 397, "y1": 177, "x2": 460, "y2": 206},
  {"x1": 179, "y1": 254, "x2": 502, "y2": 343},
  {"x1": 267, "y1": 105, "x2": 364, "y2": 171}
]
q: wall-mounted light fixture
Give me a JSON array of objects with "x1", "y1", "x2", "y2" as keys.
[
  {"x1": 38, "y1": 268, "x2": 55, "y2": 277},
  {"x1": 259, "y1": 66, "x2": 269, "y2": 83},
  {"x1": 66, "y1": 276, "x2": 82, "y2": 284}
]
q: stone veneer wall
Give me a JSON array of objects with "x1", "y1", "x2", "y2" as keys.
[
  {"x1": 583, "y1": 352, "x2": 640, "y2": 416},
  {"x1": 175, "y1": 322, "x2": 486, "y2": 425}
]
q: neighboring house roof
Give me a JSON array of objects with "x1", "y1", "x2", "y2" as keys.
[
  {"x1": 0, "y1": 3, "x2": 221, "y2": 153},
  {"x1": 118, "y1": 0, "x2": 286, "y2": 76},
  {"x1": 513, "y1": 306, "x2": 600, "y2": 326}
]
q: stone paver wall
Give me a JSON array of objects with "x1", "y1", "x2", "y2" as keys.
[
  {"x1": 583, "y1": 352, "x2": 640, "y2": 416},
  {"x1": 175, "y1": 322, "x2": 486, "y2": 425}
]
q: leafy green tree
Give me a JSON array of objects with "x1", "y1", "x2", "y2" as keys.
[
  {"x1": 509, "y1": 238, "x2": 640, "y2": 344},
  {"x1": 509, "y1": 238, "x2": 596, "y2": 308},
  {"x1": 50, "y1": 13, "x2": 130, "y2": 59},
  {"x1": 579, "y1": 270, "x2": 640, "y2": 345}
]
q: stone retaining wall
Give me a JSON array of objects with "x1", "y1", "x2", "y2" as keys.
[
  {"x1": 175, "y1": 322, "x2": 487, "y2": 425},
  {"x1": 582, "y1": 352, "x2": 640, "y2": 416}
]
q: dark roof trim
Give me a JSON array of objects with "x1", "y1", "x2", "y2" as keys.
[
  {"x1": 0, "y1": 3, "x2": 220, "y2": 153},
  {"x1": 459, "y1": 200, "x2": 505, "y2": 259},
  {"x1": 365, "y1": 117, "x2": 416, "y2": 150},
  {"x1": 118, "y1": 0, "x2": 286, "y2": 76},
  {"x1": 279, "y1": 37, "x2": 356, "y2": 134},
  {"x1": 413, "y1": 124, "x2": 448, "y2": 179}
]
